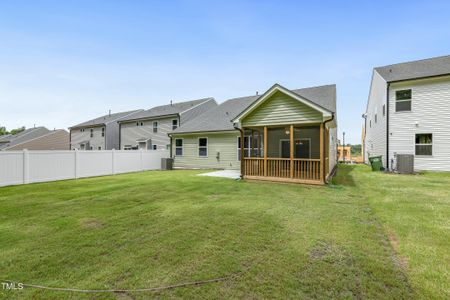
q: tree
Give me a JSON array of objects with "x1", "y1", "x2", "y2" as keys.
[
  {"x1": 350, "y1": 144, "x2": 362, "y2": 156},
  {"x1": 10, "y1": 126, "x2": 25, "y2": 135},
  {"x1": 0, "y1": 126, "x2": 26, "y2": 136},
  {"x1": 0, "y1": 126, "x2": 7, "y2": 136}
]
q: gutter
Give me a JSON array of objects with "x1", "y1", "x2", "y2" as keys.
[
  {"x1": 118, "y1": 122, "x2": 121, "y2": 150},
  {"x1": 323, "y1": 113, "x2": 335, "y2": 183}
]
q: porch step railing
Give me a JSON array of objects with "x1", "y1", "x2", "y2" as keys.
[{"x1": 243, "y1": 158, "x2": 321, "y2": 181}]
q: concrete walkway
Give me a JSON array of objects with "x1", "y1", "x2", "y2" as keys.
[{"x1": 197, "y1": 170, "x2": 241, "y2": 179}]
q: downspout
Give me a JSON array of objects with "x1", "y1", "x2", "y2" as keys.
[
  {"x1": 386, "y1": 83, "x2": 390, "y2": 171},
  {"x1": 233, "y1": 123, "x2": 244, "y2": 179},
  {"x1": 168, "y1": 134, "x2": 173, "y2": 158},
  {"x1": 118, "y1": 123, "x2": 121, "y2": 150},
  {"x1": 323, "y1": 113, "x2": 335, "y2": 183}
]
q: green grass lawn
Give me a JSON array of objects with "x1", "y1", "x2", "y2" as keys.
[{"x1": 0, "y1": 165, "x2": 448, "y2": 299}]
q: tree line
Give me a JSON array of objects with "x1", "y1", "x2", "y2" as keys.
[{"x1": 0, "y1": 126, "x2": 26, "y2": 136}]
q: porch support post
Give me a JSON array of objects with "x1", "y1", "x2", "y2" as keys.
[
  {"x1": 290, "y1": 125, "x2": 294, "y2": 178},
  {"x1": 240, "y1": 128, "x2": 245, "y2": 177},
  {"x1": 264, "y1": 126, "x2": 268, "y2": 177},
  {"x1": 320, "y1": 123, "x2": 324, "y2": 183}
]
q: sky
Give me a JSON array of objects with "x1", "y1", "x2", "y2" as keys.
[{"x1": 1, "y1": 1, "x2": 450, "y2": 143}]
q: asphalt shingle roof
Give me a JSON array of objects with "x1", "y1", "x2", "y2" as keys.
[
  {"x1": 172, "y1": 84, "x2": 336, "y2": 134},
  {"x1": 70, "y1": 110, "x2": 143, "y2": 129},
  {"x1": 118, "y1": 98, "x2": 215, "y2": 122},
  {"x1": 0, "y1": 127, "x2": 50, "y2": 150},
  {"x1": 375, "y1": 55, "x2": 450, "y2": 82}
]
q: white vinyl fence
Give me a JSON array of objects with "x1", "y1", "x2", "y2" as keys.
[{"x1": 0, "y1": 149, "x2": 170, "y2": 187}]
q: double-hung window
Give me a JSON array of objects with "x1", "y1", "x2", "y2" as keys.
[
  {"x1": 396, "y1": 89, "x2": 412, "y2": 112},
  {"x1": 153, "y1": 121, "x2": 158, "y2": 133},
  {"x1": 198, "y1": 138, "x2": 208, "y2": 157},
  {"x1": 101, "y1": 128, "x2": 105, "y2": 137},
  {"x1": 90, "y1": 129, "x2": 93, "y2": 138},
  {"x1": 237, "y1": 136, "x2": 251, "y2": 161},
  {"x1": 172, "y1": 119, "x2": 178, "y2": 130},
  {"x1": 175, "y1": 139, "x2": 183, "y2": 156},
  {"x1": 415, "y1": 134, "x2": 432, "y2": 156}
]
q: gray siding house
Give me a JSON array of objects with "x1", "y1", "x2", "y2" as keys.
[
  {"x1": 364, "y1": 55, "x2": 450, "y2": 171},
  {"x1": 119, "y1": 98, "x2": 217, "y2": 150},
  {"x1": 69, "y1": 110, "x2": 143, "y2": 150}
]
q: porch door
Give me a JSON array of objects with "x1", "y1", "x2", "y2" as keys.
[
  {"x1": 281, "y1": 139, "x2": 311, "y2": 159},
  {"x1": 281, "y1": 140, "x2": 290, "y2": 158}
]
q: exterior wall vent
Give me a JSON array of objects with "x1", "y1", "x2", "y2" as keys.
[{"x1": 396, "y1": 154, "x2": 414, "y2": 174}]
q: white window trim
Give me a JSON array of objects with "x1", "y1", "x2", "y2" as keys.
[
  {"x1": 153, "y1": 144, "x2": 158, "y2": 150},
  {"x1": 395, "y1": 89, "x2": 412, "y2": 113},
  {"x1": 198, "y1": 137, "x2": 208, "y2": 158},
  {"x1": 153, "y1": 121, "x2": 158, "y2": 133},
  {"x1": 172, "y1": 119, "x2": 178, "y2": 130},
  {"x1": 236, "y1": 135, "x2": 255, "y2": 161},
  {"x1": 415, "y1": 133, "x2": 433, "y2": 157},
  {"x1": 278, "y1": 138, "x2": 312, "y2": 159},
  {"x1": 175, "y1": 138, "x2": 183, "y2": 157}
]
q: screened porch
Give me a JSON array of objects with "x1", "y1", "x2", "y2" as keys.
[{"x1": 240, "y1": 124, "x2": 328, "y2": 184}]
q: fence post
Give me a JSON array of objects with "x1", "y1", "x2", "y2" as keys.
[
  {"x1": 23, "y1": 149, "x2": 29, "y2": 184},
  {"x1": 74, "y1": 149, "x2": 79, "y2": 179},
  {"x1": 140, "y1": 149, "x2": 144, "y2": 171},
  {"x1": 112, "y1": 149, "x2": 115, "y2": 175}
]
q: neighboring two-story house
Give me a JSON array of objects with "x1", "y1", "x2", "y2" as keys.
[
  {"x1": 69, "y1": 110, "x2": 143, "y2": 150},
  {"x1": 118, "y1": 98, "x2": 217, "y2": 150},
  {"x1": 363, "y1": 55, "x2": 450, "y2": 171}
]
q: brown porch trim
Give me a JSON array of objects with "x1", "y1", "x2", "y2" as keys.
[{"x1": 244, "y1": 175, "x2": 324, "y2": 185}]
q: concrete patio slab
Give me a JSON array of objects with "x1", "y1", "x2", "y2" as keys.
[{"x1": 198, "y1": 170, "x2": 240, "y2": 179}]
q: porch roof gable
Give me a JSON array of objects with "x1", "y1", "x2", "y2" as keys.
[
  {"x1": 232, "y1": 84, "x2": 333, "y2": 124},
  {"x1": 232, "y1": 84, "x2": 333, "y2": 126}
]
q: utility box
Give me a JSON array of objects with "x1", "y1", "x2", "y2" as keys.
[
  {"x1": 161, "y1": 158, "x2": 174, "y2": 170},
  {"x1": 397, "y1": 154, "x2": 414, "y2": 174}
]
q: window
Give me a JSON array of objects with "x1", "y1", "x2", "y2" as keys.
[
  {"x1": 172, "y1": 119, "x2": 178, "y2": 130},
  {"x1": 101, "y1": 128, "x2": 105, "y2": 137},
  {"x1": 136, "y1": 122, "x2": 139, "y2": 126},
  {"x1": 140, "y1": 122, "x2": 144, "y2": 126},
  {"x1": 375, "y1": 114, "x2": 378, "y2": 124},
  {"x1": 90, "y1": 129, "x2": 93, "y2": 138},
  {"x1": 80, "y1": 129, "x2": 84, "y2": 132},
  {"x1": 153, "y1": 121, "x2": 158, "y2": 133},
  {"x1": 153, "y1": 145, "x2": 157, "y2": 150},
  {"x1": 198, "y1": 138, "x2": 208, "y2": 157},
  {"x1": 237, "y1": 136, "x2": 254, "y2": 160},
  {"x1": 396, "y1": 89, "x2": 412, "y2": 112},
  {"x1": 383, "y1": 104, "x2": 386, "y2": 117},
  {"x1": 175, "y1": 139, "x2": 183, "y2": 156},
  {"x1": 415, "y1": 134, "x2": 432, "y2": 156},
  {"x1": 90, "y1": 146, "x2": 93, "y2": 150},
  {"x1": 124, "y1": 145, "x2": 132, "y2": 150},
  {"x1": 98, "y1": 146, "x2": 102, "y2": 150},
  {"x1": 370, "y1": 120, "x2": 372, "y2": 128}
]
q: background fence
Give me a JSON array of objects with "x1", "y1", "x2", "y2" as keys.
[{"x1": 0, "y1": 149, "x2": 170, "y2": 187}]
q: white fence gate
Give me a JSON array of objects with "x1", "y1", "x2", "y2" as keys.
[{"x1": 0, "y1": 149, "x2": 170, "y2": 187}]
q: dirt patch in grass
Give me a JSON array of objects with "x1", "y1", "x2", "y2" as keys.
[
  {"x1": 80, "y1": 218, "x2": 104, "y2": 229},
  {"x1": 387, "y1": 230, "x2": 409, "y2": 270}
]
